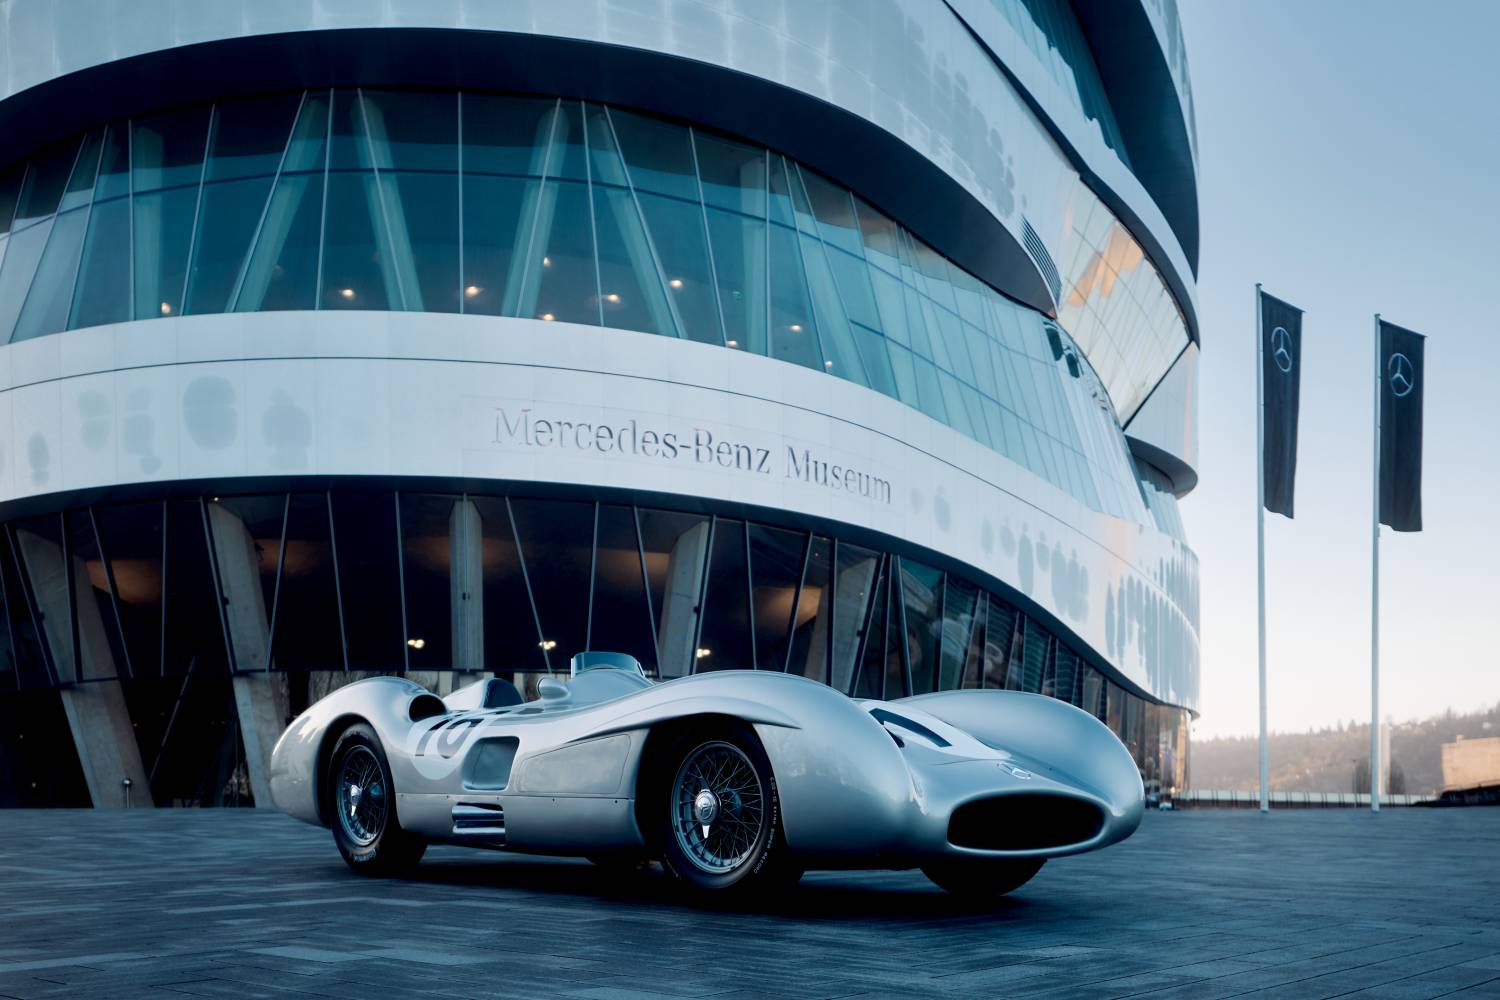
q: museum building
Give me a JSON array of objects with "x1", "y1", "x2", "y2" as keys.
[{"x1": 0, "y1": 0, "x2": 1201, "y2": 807}]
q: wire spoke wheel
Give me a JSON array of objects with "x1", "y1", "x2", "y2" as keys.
[
  {"x1": 336, "y1": 745, "x2": 388, "y2": 847},
  {"x1": 671, "y1": 741, "x2": 766, "y2": 875}
]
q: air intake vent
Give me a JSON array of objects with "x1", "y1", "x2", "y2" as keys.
[
  {"x1": 1022, "y1": 218, "x2": 1062, "y2": 305},
  {"x1": 451, "y1": 802, "x2": 506, "y2": 843},
  {"x1": 948, "y1": 793, "x2": 1103, "y2": 851}
]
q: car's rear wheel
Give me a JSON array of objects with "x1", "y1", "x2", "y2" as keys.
[
  {"x1": 922, "y1": 857, "x2": 1045, "y2": 897},
  {"x1": 654, "y1": 724, "x2": 787, "y2": 894},
  {"x1": 326, "y1": 723, "x2": 426, "y2": 875}
]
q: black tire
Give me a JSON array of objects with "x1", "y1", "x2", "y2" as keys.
[
  {"x1": 653, "y1": 723, "x2": 784, "y2": 894},
  {"x1": 922, "y1": 857, "x2": 1045, "y2": 897},
  {"x1": 325, "y1": 723, "x2": 426, "y2": 876}
]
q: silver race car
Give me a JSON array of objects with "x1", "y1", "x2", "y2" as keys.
[{"x1": 269, "y1": 652, "x2": 1143, "y2": 897}]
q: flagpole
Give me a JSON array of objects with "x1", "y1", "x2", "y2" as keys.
[
  {"x1": 1371, "y1": 313, "x2": 1382, "y2": 814},
  {"x1": 1255, "y1": 284, "x2": 1269, "y2": 813}
]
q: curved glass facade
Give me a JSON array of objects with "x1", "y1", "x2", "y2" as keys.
[
  {"x1": 0, "y1": 89, "x2": 1170, "y2": 526},
  {"x1": 0, "y1": 488, "x2": 1189, "y2": 806}
]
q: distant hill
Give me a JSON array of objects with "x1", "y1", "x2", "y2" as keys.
[{"x1": 1191, "y1": 702, "x2": 1500, "y2": 796}]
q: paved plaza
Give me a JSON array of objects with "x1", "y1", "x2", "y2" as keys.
[{"x1": 0, "y1": 808, "x2": 1496, "y2": 999}]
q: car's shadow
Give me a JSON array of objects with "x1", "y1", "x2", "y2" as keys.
[{"x1": 396, "y1": 851, "x2": 1044, "y2": 921}]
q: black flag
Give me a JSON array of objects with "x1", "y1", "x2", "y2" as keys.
[
  {"x1": 1259, "y1": 290, "x2": 1302, "y2": 517},
  {"x1": 1378, "y1": 319, "x2": 1424, "y2": 531}
]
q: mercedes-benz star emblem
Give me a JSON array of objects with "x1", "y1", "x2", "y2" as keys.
[
  {"x1": 1270, "y1": 326, "x2": 1294, "y2": 373},
  {"x1": 1388, "y1": 352, "x2": 1415, "y2": 398}
]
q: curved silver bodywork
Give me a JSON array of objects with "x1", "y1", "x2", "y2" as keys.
[{"x1": 269, "y1": 666, "x2": 1143, "y2": 868}]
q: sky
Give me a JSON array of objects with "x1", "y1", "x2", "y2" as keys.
[{"x1": 1177, "y1": 0, "x2": 1500, "y2": 739}]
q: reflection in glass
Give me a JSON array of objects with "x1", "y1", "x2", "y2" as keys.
[
  {"x1": 399, "y1": 494, "x2": 456, "y2": 672},
  {"x1": 639, "y1": 509, "x2": 710, "y2": 679},
  {"x1": 696, "y1": 519, "x2": 752, "y2": 672},
  {"x1": 591, "y1": 505, "x2": 657, "y2": 674},
  {"x1": 471, "y1": 498, "x2": 547, "y2": 673},
  {"x1": 831, "y1": 543, "x2": 880, "y2": 693},
  {"x1": 901, "y1": 561, "x2": 943, "y2": 695},
  {"x1": 748, "y1": 525, "x2": 805, "y2": 673},
  {"x1": 786, "y1": 535, "x2": 831, "y2": 681},
  {"x1": 508, "y1": 498, "x2": 594, "y2": 670}
]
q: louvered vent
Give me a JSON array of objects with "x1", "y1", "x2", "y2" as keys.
[{"x1": 1022, "y1": 218, "x2": 1062, "y2": 305}]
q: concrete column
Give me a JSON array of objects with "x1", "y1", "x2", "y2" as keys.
[
  {"x1": 15, "y1": 526, "x2": 150, "y2": 808},
  {"x1": 450, "y1": 498, "x2": 484, "y2": 671},
  {"x1": 657, "y1": 521, "x2": 710, "y2": 678},
  {"x1": 208, "y1": 504, "x2": 290, "y2": 807}
]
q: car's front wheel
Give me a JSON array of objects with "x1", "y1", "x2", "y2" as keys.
[
  {"x1": 922, "y1": 857, "x2": 1045, "y2": 897},
  {"x1": 654, "y1": 725, "x2": 788, "y2": 894},
  {"x1": 326, "y1": 723, "x2": 426, "y2": 875}
]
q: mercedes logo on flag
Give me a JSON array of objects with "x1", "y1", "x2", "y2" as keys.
[
  {"x1": 1270, "y1": 326, "x2": 1294, "y2": 373},
  {"x1": 1388, "y1": 352, "x2": 1415, "y2": 398}
]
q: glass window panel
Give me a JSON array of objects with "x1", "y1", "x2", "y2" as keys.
[
  {"x1": 0, "y1": 218, "x2": 55, "y2": 343},
  {"x1": 12, "y1": 207, "x2": 89, "y2": 341},
  {"x1": 0, "y1": 162, "x2": 25, "y2": 233},
  {"x1": 695, "y1": 519, "x2": 752, "y2": 672},
  {"x1": 766, "y1": 153, "x2": 795, "y2": 227},
  {"x1": 62, "y1": 511, "x2": 127, "y2": 682},
  {"x1": 462, "y1": 94, "x2": 558, "y2": 177},
  {"x1": 1054, "y1": 646, "x2": 1081, "y2": 706},
  {"x1": 853, "y1": 196, "x2": 900, "y2": 272},
  {"x1": 133, "y1": 185, "x2": 199, "y2": 319},
  {"x1": 851, "y1": 323, "x2": 897, "y2": 400},
  {"x1": 938, "y1": 372, "x2": 975, "y2": 438},
  {"x1": 206, "y1": 92, "x2": 302, "y2": 182},
  {"x1": 785, "y1": 535, "x2": 831, "y2": 681},
  {"x1": 328, "y1": 89, "x2": 371, "y2": 172},
  {"x1": 911, "y1": 237, "x2": 958, "y2": 312},
  {"x1": 508, "y1": 498, "x2": 594, "y2": 670},
  {"x1": 377, "y1": 187, "x2": 459, "y2": 315},
  {"x1": 398, "y1": 494, "x2": 455, "y2": 671},
  {"x1": 521, "y1": 180, "x2": 596, "y2": 324},
  {"x1": 58, "y1": 131, "x2": 104, "y2": 213},
  {"x1": 850, "y1": 557, "x2": 890, "y2": 699},
  {"x1": 183, "y1": 176, "x2": 275, "y2": 315},
  {"x1": 705, "y1": 207, "x2": 766, "y2": 354},
  {"x1": 593, "y1": 184, "x2": 673, "y2": 335},
  {"x1": 983, "y1": 597, "x2": 1019, "y2": 689},
  {"x1": 767, "y1": 224, "x2": 823, "y2": 370},
  {"x1": 799, "y1": 234, "x2": 866, "y2": 385},
  {"x1": 900, "y1": 560, "x2": 943, "y2": 695},
  {"x1": 0, "y1": 530, "x2": 51, "y2": 689},
  {"x1": 824, "y1": 245, "x2": 881, "y2": 331},
  {"x1": 471, "y1": 497, "x2": 547, "y2": 673},
  {"x1": 235, "y1": 171, "x2": 325, "y2": 312},
  {"x1": 832, "y1": 542, "x2": 880, "y2": 694},
  {"x1": 93, "y1": 124, "x2": 131, "y2": 202},
  {"x1": 748, "y1": 524, "x2": 804, "y2": 673},
  {"x1": 93, "y1": 503, "x2": 163, "y2": 677},
  {"x1": 886, "y1": 341, "x2": 920, "y2": 408},
  {"x1": 908, "y1": 356, "x2": 946, "y2": 423},
  {"x1": 583, "y1": 103, "x2": 629, "y2": 187},
  {"x1": 798, "y1": 168, "x2": 862, "y2": 254},
  {"x1": 132, "y1": 108, "x2": 210, "y2": 193},
  {"x1": 637, "y1": 508, "x2": 711, "y2": 680},
  {"x1": 281, "y1": 91, "x2": 331, "y2": 174},
  {"x1": 694, "y1": 133, "x2": 765, "y2": 218},
  {"x1": 880, "y1": 564, "x2": 907, "y2": 697},
  {"x1": 590, "y1": 504, "x2": 657, "y2": 674},
  {"x1": 1020, "y1": 617, "x2": 1050, "y2": 693},
  {"x1": 329, "y1": 493, "x2": 404, "y2": 671},
  {"x1": 937, "y1": 575, "x2": 978, "y2": 691},
  {"x1": 867, "y1": 266, "x2": 909, "y2": 346},
  {"x1": 785, "y1": 159, "x2": 819, "y2": 236},
  {"x1": 542, "y1": 100, "x2": 588, "y2": 183},
  {"x1": 960, "y1": 595, "x2": 987, "y2": 689},
  {"x1": 163, "y1": 500, "x2": 228, "y2": 677},
  {"x1": 361, "y1": 90, "x2": 457, "y2": 173},
  {"x1": 69, "y1": 197, "x2": 131, "y2": 329},
  {"x1": 462, "y1": 173, "x2": 534, "y2": 317},
  {"x1": 637, "y1": 192, "x2": 722, "y2": 345},
  {"x1": 14, "y1": 138, "x2": 81, "y2": 227},
  {"x1": 319, "y1": 170, "x2": 397, "y2": 311},
  {"x1": 608, "y1": 108, "x2": 698, "y2": 201},
  {"x1": 271, "y1": 494, "x2": 344, "y2": 671}
]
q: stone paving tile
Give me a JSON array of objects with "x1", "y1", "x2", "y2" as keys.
[{"x1": 0, "y1": 809, "x2": 1497, "y2": 998}]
